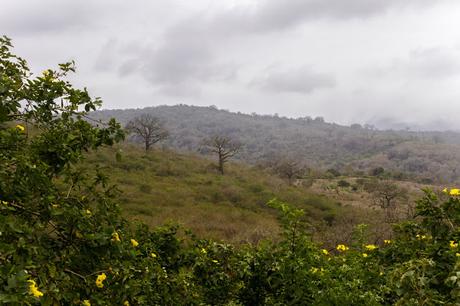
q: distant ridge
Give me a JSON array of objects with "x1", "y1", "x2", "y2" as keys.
[{"x1": 91, "y1": 104, "x2": 460, "y2": 184}]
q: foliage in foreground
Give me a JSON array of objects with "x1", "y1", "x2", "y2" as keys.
[{"x1": 2, "y1": 36, "x2": 460, "y2": 305}]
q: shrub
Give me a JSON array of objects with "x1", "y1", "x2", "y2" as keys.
[
  {"x1": 139, "y1": 184, "x2": 152, "y2": 194},
  {"x1": 337, "y1": 179, "x2": 351, "y2": 188}
]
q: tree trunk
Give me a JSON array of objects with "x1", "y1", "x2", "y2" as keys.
[{"x1": 218, "y1": 155, "x2": 224, "y2": 175}]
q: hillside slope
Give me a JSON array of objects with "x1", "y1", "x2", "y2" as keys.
[
  {"x1": 92, "y1": 105, "x2": 460, "y2": 184},
  {"x1": 81, "y1": 145, "x2": 346, "y2": 244}
]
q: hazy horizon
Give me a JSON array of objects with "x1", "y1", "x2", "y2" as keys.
[
  {"x1": 2, "y1": 0, "x2": 460, "y2": 131},
  {"x1": 95, "y1": 103, "x2": 460, "y2": 133}
]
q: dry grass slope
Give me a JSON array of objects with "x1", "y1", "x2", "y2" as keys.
[
  {"x1": 81, "y1": 144, "x2": 346, "y2": 244},
  {"x1": 80, "y1": 144, "x2": 432, "y2": 247}
]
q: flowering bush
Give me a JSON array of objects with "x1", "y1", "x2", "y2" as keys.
[{"x1": 2, "y1": 36, "x2": 460, "y2": 305}]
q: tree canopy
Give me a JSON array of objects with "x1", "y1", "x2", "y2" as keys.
[
  {"x1": 202, "y1": 135, "x2": 241, "y2": 174},
  {"x1": 125, "y1": 114, "x2": 168, "y2": 151}
]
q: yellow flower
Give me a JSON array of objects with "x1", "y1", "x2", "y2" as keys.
[
  {"x1": 201, "y1": 248, "x2": 207, "y2": 254},
  {"x1": 111, "y1": 232, "x2": 121, "y2": 242},
  {"x1": 379, "y1": 271, "x2": 384, "y2": 276},
  {"x1": 15, "y1": 124, "x2": 25, "y2": 132},
  {"x1": 130, "y1": 239, "x2": 139, "y2": 247},
  {"x1": 95, "y1": 273, "x2": 107, "y2": 288},
  {"x1": 27, "y1": 280, "x2": 44, "y2": 298},
  {"x1": 310, "y1": 267, "x2": 319, "y2": 274},
  {"x1": 450, "y1": 189, "x2": 460, "y2": 196},
  {"x1": 1, "y1": 200, "x2": 8, "y2": 205},
  {"x1": 85, "y1": 209, "x2": 92, "y2": 215},
  {"x1": 416, "y1": 234, "x2": 427, "y2": 240},
  {"x1": 450, "y1": 240, "x2": 458, "y2": 248},
  {"x1": 442, "y1": 188, "x2": 448, "y2": 193},
  {"x1": 365, "y1": 244, "x2": 378, "y2": 251},
  {"x1": 384, "y1": 240, "x2": 391, "y2": 244},
  {"x1": 322, "y1": 249, "x2": 329, "y2": 255},
  {"x1": 151, "y1": 252, "x2": 157, "y2": 259},
  {"x1": 362, "y1": 253, "x2": 368, "y2": 258},
  {"x1": 123, "y1": 301, "x2": 130, "y2": 306},
  {"x1": 456, "y1": 253, "x2": 460, "y2": 257},
  {"x1": 336, "y1": 244, "x2": 349, "y2": 252},
  {"x1": 211, "y1": 259, "x2": 219, "y2": 264},
  {"x1": 82, "y1": 300, "x2": 91, "y2": 306}
]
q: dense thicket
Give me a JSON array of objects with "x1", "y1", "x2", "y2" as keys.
[{"x1": 3, "y1": 37, "x2": 460, "y2": 305}]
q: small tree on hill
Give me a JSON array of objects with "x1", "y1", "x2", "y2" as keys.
[
  {"x1": 126, "y1": 114, "x2": 169, "y2": 151},
  {"x1": 364, "y1": 179, "x2": 408, "y2": 222},
  {"x1": 272, "y1": 159, "x2": 306, "y2": 184},
  {"x1": 202, "y1": 136, "x2": 241, "y2": 175}
]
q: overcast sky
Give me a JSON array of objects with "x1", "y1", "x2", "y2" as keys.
[{"x1": 2, "y1": 0, "x2": 460, "y2": 130}]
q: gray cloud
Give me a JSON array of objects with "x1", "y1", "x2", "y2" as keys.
[
  {"x1": 114, "y1": 0, "x2": 442, "y2": 96},
  {"x1": 366, "y1": 47, "x2": 460, "y2": 80},
  {"x1": 91, "y1": 0, "x2": 450, "y2": 98},
  {"x1": 254, "y1": 0, "x2": 437, "y2": 25},
  {"x1": 405, "y1": 48, "x2": 460, "y2": 79},
  {"x1": 2, "y1": 0, "x2": 460, "y2": 130},
  {"x1": 199, "y1": 0, "x2": 445, "y2": 36},
  {"x1": 115, "y1": 19, "x2": 238, "y2": 96},
  {"x1": 253, "y1": 66, "x2": 336, "y2": 94},
  {"x1": 0, "y1": 0, "x2": 98, "y2": 35},
  {"x1": 94, "y1": 39, "x2": 119, "y2": 72}
]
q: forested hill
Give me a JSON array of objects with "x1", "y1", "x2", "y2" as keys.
[{"x1": 91, "y1": 105, "x2": 460, "y2": 184}]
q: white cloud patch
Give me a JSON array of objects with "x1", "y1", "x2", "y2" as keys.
[
  {"x1": 367, "y1": 47, "x2": 460, "y2": 80},
  {"x1": 252, "y1": 66, "x2": 336, "y2": 94}
]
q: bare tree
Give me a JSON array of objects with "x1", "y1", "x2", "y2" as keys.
[
  {"x1": 202, "y1": 136, "x2": 241, "y2": 175},
  {"x1": 363, "y1": 179, "x2": 408, "y2": 222},
  {"x1": 125, "y1": 114, "x2": 169, "y2": 151},
  {"x1": 273, "y1": 159, "x2": 306, "y2": 184}
]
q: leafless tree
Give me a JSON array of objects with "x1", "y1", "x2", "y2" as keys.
[
  {"x1": 202, "y1": 136, "x2": 241, "y2": 175},
  {"x1": 363, "y1": 179, "x2": 408, "y2": 222},
  {"x1": 125, "y1": 114, "x2": 169, "y2": 151},
  {"x1": 273, "y1": 159, "x2": 306, "y2": 184}
]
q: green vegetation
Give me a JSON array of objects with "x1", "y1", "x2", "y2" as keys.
[
  {"x1": 3, "y1": 36, "x2": 460, "y2": 305},
  {"x1": 92, "y1": 104, "x2": 460, "y2": 184},
  {"x1": 81, "y1": 145, "x2": 343, "y2": 244}
]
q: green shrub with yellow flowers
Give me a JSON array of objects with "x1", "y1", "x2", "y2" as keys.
[{"x1": 2, "y1": 35, "x2": 460, "y2": 305}]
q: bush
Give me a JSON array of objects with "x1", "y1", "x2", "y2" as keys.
[
  {"x1": 370, "y1": 167, "x2": 385, "y2": 176},
  {"x1": 139, "y1": 184, "x2": 152, "y2": 194},
  {"x1": 337, "y1": 179, "x2": 351, "y2": 188},
  {"x1": 326, "y1": 168, "x2": 341, "y2": 177}
]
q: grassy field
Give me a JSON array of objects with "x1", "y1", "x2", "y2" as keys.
[
  {"x1": 80, "y1": 144, "x2": 348, "y2": 243},
  {"x1": 80, "y1": 143, "x2": 430, "y2": 246},
  {"x1": 309, "y1": 177, "x2": 432, "y2": 209}
]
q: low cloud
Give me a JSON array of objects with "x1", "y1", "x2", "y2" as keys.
[
  {"x1": 252, "y1": 66, "x2": 336, "y2": 94},
  {"x1": 116, "y1": 20, "x2": 238, "y2": 96},
  {"x1": 366, "y1": 47, "x2": 460, "y2": 80},
  {"x1": 0, "y1": 0, "x2": 99, "y2": 35},
  {"x1": 200, "y1": 0, "x2": 445, "y2": 36}
]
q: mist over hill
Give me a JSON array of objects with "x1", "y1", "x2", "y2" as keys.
[
  {"x1": 91, "y1": 105, "x2": 460, "y2": 184},
  {"x1": 366, "y1": 116, "x2": 460, "y2": 133}
]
